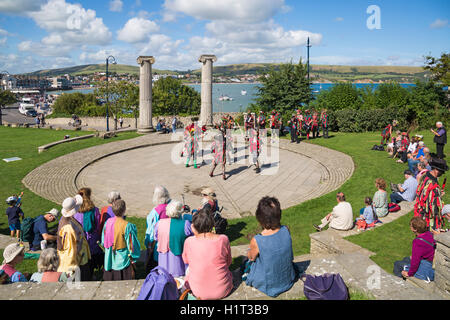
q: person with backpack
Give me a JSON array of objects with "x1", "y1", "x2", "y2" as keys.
[
  {"x1": 401, "y1": 217, "x2": 436, "y2": 281},
  {"x1": 155, "y1": 201, "x2": 193, "y2": 278},
  {"x1": 74, "y1": 188, "x2": 103, "y2": 275},
  {"x1": 182, "y1": 209, "x2": 233, "y2": 300},
  {"x1": 99, "y1": 191, "x2": 121, "y2": 235},
  {"x1": 5, "y1": 196, "x2": 24, "y2": 239},
  {"x1": 30, "y1": 209, "x2": 59, "y2": 251},
  {"x1": 0, "y1": 243, "x2": 28, "y2": 284},
  {"x1": 102, "y1": 199, "x2": 140, "y2": 281},
  {"x1": 244, "y1": 197, "x2": 297, "y2": 297}
]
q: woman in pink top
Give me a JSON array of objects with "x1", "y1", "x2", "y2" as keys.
[{"x1": 182, "y1": 209, "x2": 233, "y2": 300}]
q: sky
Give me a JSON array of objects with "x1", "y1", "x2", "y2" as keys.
[{"x1": 0, "y1": 0, "x2": 449, "y2": 74}]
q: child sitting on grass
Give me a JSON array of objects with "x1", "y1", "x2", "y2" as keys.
[
  {"x1": 5, "y1": 196, "x2": 25, "y2": 239},
  {"x1": 356, "y1": 197, "x2": 377, "y2": 231}
]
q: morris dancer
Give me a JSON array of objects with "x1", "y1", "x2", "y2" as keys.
[
  {"x1": 270, "y1": 110, "x2": 280, "y2": 141},
  {"x1": 210, "y1": 122, "x2": 227, "y2": 180},
  {"x1": 249, "y1": 127, "x2": 262, "y2": 174},
  {"x1": 185, "y1": 120, "x2": 204, "y2": 169},
  {"x1": 381, "y1": 120, "x2": 398, "y2": 146},
  {"x1": 304, "y1": 110, "x2": 312, "y2": 140},
  {"x1": 288, "y1": 114, "x2": 299, "y2": 144},
  {"x1": 311, "y1": 111, "x2": 320, "y2": 139},
  {"x1": 320, "y1": 109, "x2": 329, "y2": 139}
]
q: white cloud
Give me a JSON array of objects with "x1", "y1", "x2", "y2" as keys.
[
  {"x1": 109, "y1": 0, "x2": 123, "y2": 12},
  {"x1": 117, "y1": 17, "x2": 160, "y2": 43},
  {"x1": 430, "y1": 19, "x2": 448, "y2": 29},
  {"x1": 164, "y1": 0, "x2": 285, "y2": 23},
  {"x1": 0, "y1": 0, "x2": 44, "y2": 14},
  {"x1": 335, "y1": 17, "x2": 344, "y2": 22}
]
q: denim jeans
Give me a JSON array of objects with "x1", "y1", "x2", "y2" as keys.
[{"x1": 405, "y1": 259, "x2": 435, "y2": 281}]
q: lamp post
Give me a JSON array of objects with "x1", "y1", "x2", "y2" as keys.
[
  {"x1": 106, "y1": 56, "x2": 117, "y2": 132},
  {"x1": 306, "y1": 37, "x2": 311, "y2": 83},
  {"x1": 0, "y1": 70, "x2": 10, "y2": 126}
]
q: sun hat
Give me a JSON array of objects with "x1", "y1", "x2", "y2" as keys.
[
  {"x1": 429, "y1": 158, "x2": 449, "y2": 173},
  {"x1": 201, "y1": 187, "x2": 216, "y2": 199},
  {"x1": 442, "y1": 205, "x2": 450, "y2": 216},
  {"x1": 2, "y1": 243, "x2": 24, "y2": 264},
  {"x1": 46, "y1": 208, "x2": 60, "y2": 218},
  {"x1": 61, "y1": 195, "x2": 83, "y2": 218}
]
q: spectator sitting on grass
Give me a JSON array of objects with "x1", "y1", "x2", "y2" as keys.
[
  {"x1": 373, "y1": 178, "x2": 389, "y2": 218},
  {"x1": 416, "y1": 162, "x2": 429, "y2": 183},
  {"x1": 30, "y1": 248, "x2": 69, "y2": 283},
  {"x1": 313, "y1": 192, "x2": 354, "y2": 232},
  {"x1": 244, "y1": 197, "x2": 297, "y2": 297},
  {"x1": 407, "y1": 142, "x2": 425, "y2": 173},
  {"x1": 0, "y1": 243, "x2": 28, "y2": 284},
  {"x1": 356, "y1": 197, "x2": 377, "y2": 230},
  {"x1": 401, "y1": 217, "x2": 436, "y2": 281},
  {"x1": 390, "y1": 170, "x2": 418, "y2": 204}
]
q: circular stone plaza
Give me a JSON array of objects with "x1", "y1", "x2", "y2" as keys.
[{"x1": 23, "y1": 132, "x2": 354, "y2": 219}]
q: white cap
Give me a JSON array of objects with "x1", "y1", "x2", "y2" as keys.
[{"x1": 46, "y1": 208, "x2": 60, "y2": 218}]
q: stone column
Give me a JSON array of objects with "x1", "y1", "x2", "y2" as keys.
[
  {"x1": 434, "y1": 232, "x2": 450, "y2": 298},
  {"x1": 199, "y1": 55, "x2": 217, "y2": 127},
  {"x1": 137, "y1": 56, "x2": 155, "y2": 133}
]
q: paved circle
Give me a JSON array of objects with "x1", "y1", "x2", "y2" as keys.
[{"x1": 76, "y1": 142, "x2": 327, "y2": 219}]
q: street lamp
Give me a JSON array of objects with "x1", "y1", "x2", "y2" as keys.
[
  {"x1": 0, "y1": 71, "x2": 11, "y2": 126},
  {"x1": 106, "y1": 56, "x2": 117, "y2": 132}
]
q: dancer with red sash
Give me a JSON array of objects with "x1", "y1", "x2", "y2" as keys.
[
  {"x1": 381, "y1": 120, "x2": 398, "y2": 146},
  {"x1": 414, "y1": 158, "x2": 448, "y2": 233},
  {"x1": 320, "y1": 109, "x2": 329, "y2": 139},
  {"x1": 311, "y1": 111, "x2": 320, "y2": 139},
  {"x1": 249, "y1": 127, "x2": 262, "y2": 174},
  {"x1": 210, "y1": 121, "x2": 227, "y2": 180}
]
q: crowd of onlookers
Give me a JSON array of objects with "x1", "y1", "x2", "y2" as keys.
[{"x1": 0, "y1": 120, "x2": 448, "y2": 299}]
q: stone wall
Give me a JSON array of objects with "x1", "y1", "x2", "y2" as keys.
[
  {"x1": 434, "y1": 232, "x2": 450, "y2": 297},
  {"x1": 45, "y1": 113, "x2": 242, "y2": 130}
]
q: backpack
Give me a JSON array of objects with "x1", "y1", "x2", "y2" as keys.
[
  {"x1": 371, "y1": 145, "x2": 385, "y2": 151},
  {"x1": 302, "y1": 273, "x2": 349, "y2": 300},
  {"x1": 213, "y1": 211, "x2": 228, "y2": 235},
  {"x1": 136, "y1": 266, "x2": 179, "y2": 300},
  {"x1": 388, "y1": 203, "x2": 401, "y2": 213},
  {"x1": 20, "y1": 217, "x2": 35, "y2": 243}
]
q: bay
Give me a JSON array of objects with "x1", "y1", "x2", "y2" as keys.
[{"x1": 49, "y1": 83, "x2": 417, "y2": 113}]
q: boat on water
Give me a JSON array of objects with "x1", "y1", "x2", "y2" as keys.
[
  {"x1": 241, "y1": 90, "x2": 247, "y2": 96},
  {"x1": 219, "y1": 95, "x2": 233, "y2": 101}
]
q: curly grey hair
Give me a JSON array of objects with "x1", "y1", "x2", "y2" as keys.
[
  {"x1": 153, "y1": 185, "x2": 170, "y2": 206},
  {"x1": 166, "y1": 200, "x2": 183, "y2": 219},
  {"x1": 37, "y1": 248, "x2": 60, "y2": 273},
  {"x1": 107, "y1": 191, "x2": 121, "y2": 204}
]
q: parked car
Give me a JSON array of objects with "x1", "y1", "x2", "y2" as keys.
[{"x1": 26, "y1": 110, "x2": 38, "y2": 117}]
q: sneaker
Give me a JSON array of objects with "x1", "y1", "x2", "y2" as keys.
[{"x1": 313, "y1": 224, "x2": 322, "y2": 232}]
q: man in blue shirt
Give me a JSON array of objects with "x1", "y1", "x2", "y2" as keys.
[
  {"x1": 31, "y1": 209, "x2": 59, "y2": 251},
  {"x1": 390, "y1": 170, "x2": 418, "y2": 204},
  {"x1": 407, "y1": 142, "x2": 426, "y2": 174}
]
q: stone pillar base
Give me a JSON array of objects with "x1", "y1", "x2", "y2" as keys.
[{"x1": 138, "y1": 127, "x2": 155, "y2": 134}]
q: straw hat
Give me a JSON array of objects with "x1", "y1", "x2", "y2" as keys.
[
  {"x1": 201, "y1": 187, "x2": 216, "y2": 199},
  {"x1": 2, "y1": 243, "x2": 24, "y2": 264},
  {"x1": 61, "y1": 195, "x2": 83, "y2": 218}
]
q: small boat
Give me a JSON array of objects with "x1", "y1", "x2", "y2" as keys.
[
  {"x1": 241, "y1": 90, "x2": 247, "y2": 96},
  {"x1": 219, "y1": 95, "x2": 233, "y2": 101}
]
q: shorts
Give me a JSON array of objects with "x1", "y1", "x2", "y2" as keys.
[{"x1": 9, "y1": 222, "x2": 21, "y2": 231}]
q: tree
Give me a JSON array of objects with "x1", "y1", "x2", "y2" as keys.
[
  {"x1": 424, "y1": 52, "x2": 450, "y2": 86},
  {"x1": 374, "y1": 82, "x2": 410, "y2": 109},
  {"x1": 255, "y1": 60, "x2": 312, "y2": 114},
  {"x1": 152, "y1": 77, "x2": 201, "y2": 116},
  {"x1": 312, "y1": 83, "x2": 362, "y2": 111},
  {"x1": 0, "y1": 90, "x2": 17, "y2": 126}
]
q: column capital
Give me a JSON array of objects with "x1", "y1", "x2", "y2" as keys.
[
  {"x1": 199, "y1": 55, "x2": 217, "y2": 64},
  {"x1": 137, "y1": 56, "x2": 155, "y2": 66}
]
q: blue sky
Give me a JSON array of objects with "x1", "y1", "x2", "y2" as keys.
[{"x1": 0, "y1": 0, "x2": 448, "y2": 74}]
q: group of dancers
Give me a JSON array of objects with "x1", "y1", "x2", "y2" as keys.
[
  {"x1": 287, "y1": 109, "x2": 329, "y2": 144},
  {"x1": 179, "y1": 109, "x2": 330, "y2": 180}
]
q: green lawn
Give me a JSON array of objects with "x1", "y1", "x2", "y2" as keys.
[{"x1": 1, "y1": 126, "x2": 448, "y2": 279}]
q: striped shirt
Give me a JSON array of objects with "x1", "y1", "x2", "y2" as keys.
[{"x1": 400, "y1": 177, "x2": 419, "y2": 202}]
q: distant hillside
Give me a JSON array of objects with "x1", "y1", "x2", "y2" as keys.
[
  {"x1": 25, "y1": 64, "x2": 177, "y2": 77},
  {"x1": 23, "y1": 63, "x2": 428, "y2": 83}
]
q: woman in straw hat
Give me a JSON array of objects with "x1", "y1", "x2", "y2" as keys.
[
  {"x1": 0, "y1": 243, "x2": 28, "y2": 284},
  {"x1": 57, "y1": 195, "x2": 92, "y2": 281}
]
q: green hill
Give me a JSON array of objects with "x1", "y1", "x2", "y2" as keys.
[{"x1": 23, "y1": 63, "x2": 428, "y2": 83}]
